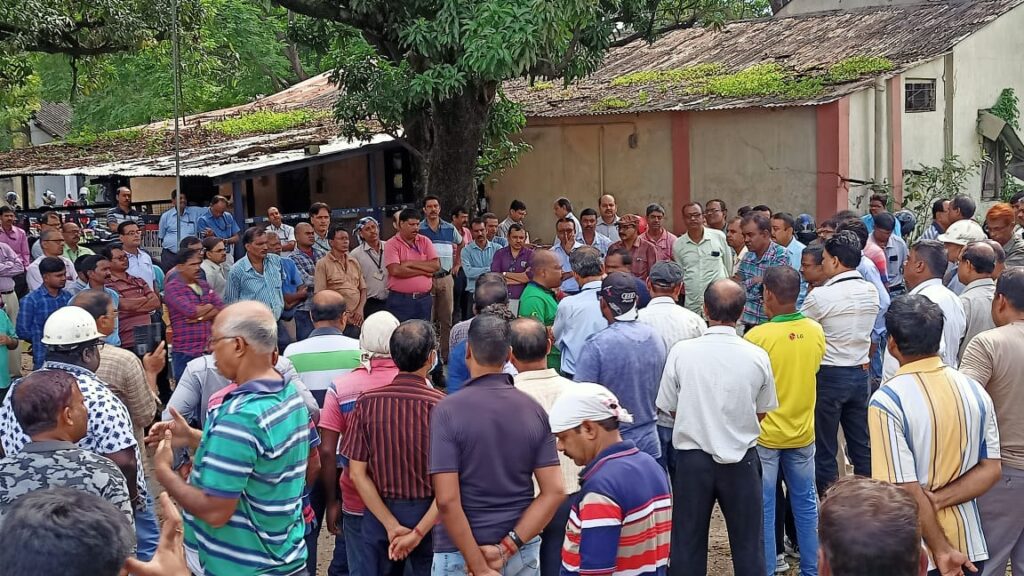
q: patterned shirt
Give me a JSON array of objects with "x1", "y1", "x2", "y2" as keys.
[
  {"x1": 106, "y1": 206, "x2": 143, "y2": 231},
  {"x1": 582, "y1": 232, "x2": 613, "y2": 258},
  {"x1": 16, "y1": 287, "x2": 72, "y2": 369},
  {"x1": 419, "y1": 219, "x2": 463, "y2": 272},
  {"x1": 288, "y1": 247, "x2": 321, "y2": 311},
  {"x1": 0, "y1": 441, "x2": 134, "y2": 527},
  {"x1": 184, "y1": 377, "x2": 310, "y2": 576},
  {"x1": 107, "y1": 273, "x2": 159, "y2": 348},
  {"x1": 737, "y1": 242, "x2": 789, "y2": 326},
  {"x1": 340, "y1": 373, "x2": 445, "y2": 500},
  {"x1": 225, "y1": 253, "x2": 285, "y2": 319},
  {"x1": 0, "y1": 362, "x2": 147, "y2": 501},
  {"x1": 165, "y1": 275, "x2": 223, "y2": 356},
  {"x1": 562, "y1": 442, "x2": 671, "y2": 576},
  {"x1": 642, "y1": 230, "x2": 678, "y2": 262},
  {"x1": 96, "y1": 345, "x2": 159, "y2": 442}
]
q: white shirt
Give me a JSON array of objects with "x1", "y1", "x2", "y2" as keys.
[
  {"x1": 265, "y1": 222, "x2": 295, "y2": 256},
  {"x1": 801, "y1": 270, "x2": 880, "y2": 366},
  {"x1": 125, "y1": 248, "x2": 156, "y2": 288},
  {"x1": 514, "y1": 368, "x2": 584, "y2": 493},
  {"x1": 26, "y1": 255, "x2": 77, "y2": 291},
  {"x1": 656, "y1": 325, "x2": 777, "y2": 464},
  {"x1": 882, "y1": 278, "x2": 966, "y2": 378},
  {"x1": 637, "y1": 296, "x2": 707, "y2": 354}
]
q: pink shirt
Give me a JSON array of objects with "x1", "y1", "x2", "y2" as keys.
[
  {"x1": 643, "y1": 230, "x2": 678, "y2": 262},
  {"x1": 384, "y1": 233, "x2": 438, "y2": 294},
  {"x1": 0, "y1": 224, "x2": 30, "y2": 267},
  {"x1": 319, "y1": 358, "x2": 402, "y2": 515}
]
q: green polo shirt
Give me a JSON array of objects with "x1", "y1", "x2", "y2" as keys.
[{"x1": 518, "y1": 282, "x2": 561, "y2": 370}]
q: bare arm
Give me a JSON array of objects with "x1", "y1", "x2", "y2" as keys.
[
  {"x1": 505, "y1": 272, "x2": 530, "y2": 284},
  {"x1": 899, "y1": 482, "x2": 974, "y2": 575},
  {"x1": 319, "y1": 429, "x2": 341, "y2": 534},
  {"x1": 509, "y1": 465, "x2": 566, "y2": 544},
  {"x1": 306, "y1": 446, "x2": 321, "y2": 487},
  {"x1": 157, "y1": 464, "x2": 239, "y2": 527},
  {"x1": 350, "y1": 460, "x2": 405, "y2": 539},
  {"x1": 930, "y1": 459, "x2": 1001, "y2": 510},
  {"x1": 434, "y1": 471, "x2": 490, "y2": 574}
]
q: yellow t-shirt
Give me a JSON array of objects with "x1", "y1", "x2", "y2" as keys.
[{"x1": 745, "y1": 312, "x2": 826, "y2": 449}]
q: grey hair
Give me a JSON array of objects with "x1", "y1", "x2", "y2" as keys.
[
  {"x1": 570, "y1": 246, "x2": 603, "y2": 278},
  {"x1": 219, "y1": 308, "x2": 278, "y2": 353}
]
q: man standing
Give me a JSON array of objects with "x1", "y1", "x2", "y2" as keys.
[
  {"x1": 449, "y1": 274, "x2": 507, "y2": 352},
  {"x1": 948, "y1": 194, "x2": 978, "y2": 225},
  {"x1": 106, "y1": 186, "x2": 142, "y2": 232},
  {"x1": 265, "y1": 232, "x2": 306, "y2": 343},
  {"x1": 309, "y1": 202, "x2": 333, "y2": 254},
  {"x1": 553, "y1": 247, "x2": 606, "y2": 379},
  {"x1": 315, "y1": 225, "x2": 367, "y2": 333},
  {"x1": 870, "y1": 296, "x2": 1000, "y2": 576},
  {"x1": 579, "y1": 208, "x2": 613, "y2": 257},
  {"x1": 509, "y1": 317, "x2": 584, "y2": 576},
  {"x1": 484, "y1": 213, "x2": 509, "y2": 247},
  {"x1": 498, "y1": 200, "x2": 528, "y2": 239},
  {"x1": 860, "y1": 193, "x2": 902, "y2": 237},
  {"x1": 341, "y1": 320, "x2": 445, "y2": 576},
  {"x1": 419, "y1": 195, "x2": 463, "y2": 361},
  {"x1": 551, "y1": 218, "x2": 583, "y2": 294},
  {"x1": 460, "y1": 218, "x2": 500, "y2": 319},
  {"x1": 745, "y1": 267, "x2": 825, "y2": 576},
  {"x1": 770, "y1": 212, "x2": 807, "y2": 304},
  {"x1": 68, "y1": 257, "x2": 121, "y2": 344},
  {"x1": 869, "y1": 212, "x2": 909, "y2": 294},
  {"x1": 673, "y1": 202, "x2": 733, "y2": 317},
  {"x1": 197, "y1": 196, "x2": 240, "y2": 263},
  {"x1": 18, "y1": 257, "x2": 73, "y2": 369},
  {"x1": 0, "y1": 240, "x2": 20, "y2": 386},
  {"x1": 920, "y1": 198, "x2": 951, "y2": 241},
  {"x1": 490, "y1": 224, "x2": 533, "y2": 310},
  {"x1": 705, "y1": 199, "x2": 728, "y2": 233},
  {"x1": 290, "y1": 222, "x2": 322, "y2": 341},
  {"x1": 283, "y1": 290, "x2": 361, "y2": 406},
  {"x1": 549, "y1": 383, "x2": 672, "y2": 576},
  {"x1": 961, "y1": 268, "x2": 1024, "y2": 576},
  {"x1": 736, "y1": 213, "x2": 789, "y2": 329},
  {"x1": 429, "y1": 314, "x2": 565, "y2": 575},
  {"x1": 30, "y1": 211, "x2": 62, "y2": 260},
  {"x1": 225, "y1": 227, "x2": 288, "y2": 349},
  {"x1": 157, "y1": 190, "x2": 203, "y2": 271},
  {"x1": 118, "y1": 221, "x2": 156, "y2": 289},
  {"x1": 800, "y1": 231, "x2": 879, "y2": 493},
  {"x1": 608, "y1": 214, "x2": 658, "y2": 280},
  {"x1": 61, "y1": 221, "x2": 94, "y2": 262},
  {"x1": 642, "y1": 203, "x2": 677, "y2": 262},
  {"x1": 726, "y1": 216, "x2": 748, "y2": 274},
  {"x1": 518, "y1": 250, "x2": 563, "y2": 370},
  {"x1": 574, "y1": 272, "x2": 667, "y2": 461},
  {"x1": 800, "y1": 244, "x2": 828, "y2": 289},
  {"x1": 101, "y1": 243, "x2": 161, "y2": 350},
  {"x1": 351, "y1": 216, "x2": 389, "y2": 318},
  {"x1": 597, "y1": 194, "x2": 620, "y2": 242},
  {"x1": 265, "y1": 206, "x2": 296, "y2": 255},
  {"x1": 986, "y1": 203, "x2": 1024, "y2": 268},
  {"x1": 657, "y1": 279, "x2": 777, "y2": 576},
  {"x1": 882, "y1": 240, "x2": 966, "y2": 378},
  {"x1": 385, "y1": 208, "x2": 440, "y2": 322},
  {"x1": 957, "y1": 242, "x2": 997, "y2": 359},
  {"x1": 0, "y1": 205, "x2": 30, "y2": 269},
  {"x1": 553, "y1": 197, "x2": 584, "y2": 243},
  {"x1": 154, "y1": 301, "x2": 312, "y2": 576},
  {"x1": 27, "y1": 229, "x2": 76, "y2": 290}
]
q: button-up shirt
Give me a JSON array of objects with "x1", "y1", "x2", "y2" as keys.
[
  {"x1": 490, "y1": 246, "x2": 534, "y2": 299},
  {"x1": 106, "y1": 207, "x2": 143, "y2": 231},
  {"x1": 643, "y1": 230, "x2": 677, "y2": 262},
  {"x1": 870, "y1": 234, "x2": 909, "y2": 289},
  {"x1": 779, "y1": 238, "x2": 807, "y2": 306},
  {"x1": 657, "y1": 325, "x2": 778, "y2": 464},
  {"x1": 265, "y1": 222, "x2": 295, "y2": 256},
  {"x1": 287, "y1": 247, "x2": 319, "y2": 311},
  {"x1": 581, "y1": 232, "x2": 613, "y2": 258},
  {"x1": 553, "y1": 280, "x2": 606, "y2": 376},
  {"x1": 16, "y1": 287, "x2": 72, "y2": 369},
  {"x1": 63, "y1": 244, "x2": 94, "y2": 262},
  {"x1": 960, "y1": 320, "x2": 1024, "y2": 469},
  {"x1": 881, "y1": 278, "x2": 967, "y2": 378},
  {"x1": 801, "y1": 270, "x2": 880, "y2": 366},
  {"x1": 107, "y1": 272, "x2": 159, "y2": 348},
  {"x1": 158, "y1": 206, "x2": 204, "y2": 252},
  {"x1": 26, "y1": 255, "x2": 76, "y2": 291},
  {"x1": 95, "y1": 345, "x2": 159, "y2": 443},
  {"x1": 461, "y1": 240, "x2": 501, "y2": 293},
  {"x1": 226, "y1": 253, "x2": 285, "y2": 319},
  {"x1": 65, "y1": 282, "x2": 122, "y2": 346},
  {"x1": 737, "y1": 242, "x2": 789, "y2": 326},
  {"x1": 608, "y1": 237, "x2": 659, "y2": 280},
  {"x1": 551, "y1": 241, "x2": 583, "y2": 292},
  {"x1": 124, "y1": 248, "x2": 155, "y2": 288},
  {"x1": 315, "y1": 252, "x2": 366, "y2": 314},
  {"x1": 0, "y1": 223, "x2": 30, "y2": 267},
  {"x1": 858, "y1": 255, "x2": 890, "y2": 341},
  {"x1": 200, "y1": 259, "x2": 228, "y2": 299},
  {"x1": 1004, "y1": 235, "x2": 1024, "y2": 268},
  {"x1": 958, "y1": 278, "x2": 996, "y2": 360},
  {"x1": 596, "y1": 216, "x2": 620, "y2": 242},
  {"x1": 637, "y1": 296, "x2": 708, "y2": 356},
  {"x1": 672, "y1": 228, "x2": 733, "y2": 317},
  {"x1": 0, "y1": 241, "x2": 25, "y2": 293},
  {"x1": 165, "y1": 275, "x2": 223, "y2": 356},
  {"x1": 514, "y1": 368, "x2": 584, "y2": 493},
  {"x1": 384, "y1": 234, "x2": 438, "y2": 294},
  {"x1": 196, "y1": 209, "x2": 240, "y2": 241},
  {"x1": 350, "y1": 241, "x2": 388, "y2": 301}
]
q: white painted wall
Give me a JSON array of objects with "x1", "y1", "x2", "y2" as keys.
[{"x1": 900, "y1": 58, "x2": 947, "y2": 175}]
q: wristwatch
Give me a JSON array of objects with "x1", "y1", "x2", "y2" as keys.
[{"x1": 507, "y1": 529, "x2": 525, "y2": 550}]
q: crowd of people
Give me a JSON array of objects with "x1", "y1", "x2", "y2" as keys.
[{"x1": 1, "y1": 186, "x2": 1024, "y2": 576}]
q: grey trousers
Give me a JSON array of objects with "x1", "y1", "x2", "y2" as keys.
[{"x1": 979, "y1": 463, "x2": 1024, "y2": 576}]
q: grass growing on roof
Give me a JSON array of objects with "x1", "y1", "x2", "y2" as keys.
[
  {"x1": 206, "y1": 110, "x2": 328, "y2": 137},
  {"x1": 610, "y1": 64, "x2": 725, "y2": 87},
  {"x1": 825, "y1": 56, "x2": 894, "y2": 83},
  {"x1": 65, "y1": 128, "x2": 146, "y2": 147}
]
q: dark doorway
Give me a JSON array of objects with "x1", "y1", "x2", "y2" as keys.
[{"x1": 277, "y1": 168, "x2": 311, "y2": 214}]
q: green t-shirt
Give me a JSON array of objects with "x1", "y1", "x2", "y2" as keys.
[
  {"x1": 518, "y1": 282, "x2": 561, "y2": 370},
  {"x1": 0, "y1": 313, "x2": 14, "y2": 389}
]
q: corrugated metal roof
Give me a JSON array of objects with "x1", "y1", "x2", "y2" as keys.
[{"x1": 505, "y1": 0, "x2": 1023, "y2": 117}]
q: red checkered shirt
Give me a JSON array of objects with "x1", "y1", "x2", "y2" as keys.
[{"x1": 164, "y1": 275, "x2": 224, "y2": 355}]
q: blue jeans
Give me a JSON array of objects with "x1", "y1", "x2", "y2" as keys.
[
  {"x1": 758, "y1": 444, "x2": 819, "y2": 576},
  {"x1": 657, "y1": 424, "x2": 675, "y2": 476},
  {"x1": 363, "y1": 499, "x2": 434, "y2": 576},
  {"x1": 387, "y1": 292, "x2": 433, "y2": 322},
  {"x1": 814, "y1": 365, "x2": 871, "y2": 494},
  {"x1": 171, "y1": 351, "x2": 197, "y2": 384},
  {"x1": 294, "y1": 310, "x2": 314, "y2": 343},
  {"x1": 432, "y1": 536, "x2": 541, "y2": 576},
  {"x1": 869, "y1": 331, "x2": 885, "y2": 387},
  {"x1": 135, "y1": 493, "x2": 161, "y2": 561}
]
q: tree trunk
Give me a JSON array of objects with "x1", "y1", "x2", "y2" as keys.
[{"x1": 404, "y1": 82, "x2": 492, "y2": 214}]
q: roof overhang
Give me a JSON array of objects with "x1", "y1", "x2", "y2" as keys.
[{"x1": 978, "y1": 110, "x2": 1024, "y2": 180}]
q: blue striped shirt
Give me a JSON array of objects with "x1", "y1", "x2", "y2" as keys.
[
  {"x1": 419, "y1": 220, "x2": 462, "y2": 272},
  {"x1": 226, "y1": 254, "x2": 285, "y2": 319},
  {"x1": 16, "y1": 287, "x2": 72, "y2": 369},
  {"x1": 461, "y1": 241, "x2": 500, "y2": 292}
]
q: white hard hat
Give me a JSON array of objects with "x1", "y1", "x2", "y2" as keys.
[{"x1": 41, "y1": 306, "x2": 104, "y2": 347}]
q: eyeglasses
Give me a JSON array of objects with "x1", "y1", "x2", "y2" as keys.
[
  {"x1": 42, "y1": 239, "x2": 63, "y2": 243},
  {"x1": 206, "y1": 335, "x2": 239, "y2": 350}
]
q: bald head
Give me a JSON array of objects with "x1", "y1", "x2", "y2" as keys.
[
  {"x1": 214, "y1": 301, "x2": 278, "y2": 354},
  {"x1": 509, "y1": 317, "x2": 550, "y2": 368},
  {"x1": 531, "y1": 249, "x2": 558, "y2": 269},
  {"x1": 703, "y1": 278, "x2": 746, "y2": 325},
  {"x1": 474, "y1": 278, "x2": 509, "y2": 313},
  {"x1": 311, "y1": 289, "x2": 348, "y2": 327}
]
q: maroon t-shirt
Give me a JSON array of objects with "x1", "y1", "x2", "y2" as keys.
[
  {"x1": 489, "y1": 246, "x2": 534, "y2": 299},
  {"x1": 429, "y1": 373, "x2": 559, "y2": 552}
]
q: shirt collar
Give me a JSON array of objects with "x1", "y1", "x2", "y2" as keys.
[
  {"x1": 226, "y1": 377, "x2": 287, "y2": 399},
  {"x1": 580, "y1": 441, "x2": 639, "y2": 482},
  {"x1": 41, "y1": 361, "x2": 97, "y2": 378},
  {"x1": 770, "y1": 311, "x2": 805, "y2": 323},
  {"x1": 910, "y1": 278, "x2": 942, "y2": 294},
  {"x1": 964, "y1": 278, "x2": 996, "y2": 291},
  {"x1": 581, "y1": 280, "x2": 602, "y2": 290},
  {"x1": 515, "y1": 368, "x2": 560, "y2": 382},
  {"x1": 647, "y1": 296, "x2": 677, "y2": 306},
  {"x1": 824, "y1": 270, "x2": 862, "y2": 285},
  {"x1": 894, "y1": 356, "x2": 946, "y2": 377},
  {"x1": 463, "y1": 372, "x2": 515, "y2": 389},
  {"x1": 705, "y1": 325, "x2": 739, "y2": 336},
  {"x1": 22, "y1": 440, "x2": 78, "y2": 453},
  {"x1": 309, "y1": 327, "x2": 344, "y2": 337}
]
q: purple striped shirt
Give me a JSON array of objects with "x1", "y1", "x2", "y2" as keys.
[{"x1": 490, "y1": 246, "x2": 534, "y2": 299}]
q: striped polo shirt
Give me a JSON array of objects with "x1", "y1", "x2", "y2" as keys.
[
  {"x1": 418, "y1": 219, "x2": 462, "y2": 272},
  {"x1": 283, "y1": 328, "x2": 361, "y2": 405},
  {"x1": 869, "y1": 357, "x2": 1000, "y2": 569},
  {"x1": 562, "y1": 441, "x2": 671, "y2": 576},
  {"x1": 184, "y1": 378, "x2": 311, "y2": 576}
]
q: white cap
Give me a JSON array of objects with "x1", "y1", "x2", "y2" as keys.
[
  {"x1": 937, "y1": 220, "x2": 986, "y2": 246},
  {"x1": 548, "y1": 383, "x2": 634, "y2": 434},
  {"x1": 41, "y1": 307, "x2": 104, "y2": 347}
]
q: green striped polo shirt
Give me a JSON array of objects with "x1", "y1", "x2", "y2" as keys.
[
  {"x1": 184, "y1": 378, "x2": 310, "y2": 576},
  {"x1": 282, "y1": 328, "x2": 361, "y2": 398}
]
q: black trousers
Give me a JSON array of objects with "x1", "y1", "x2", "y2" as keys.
[{"x1": 670, "y1": 447, "x2": 764, "y2": 576}]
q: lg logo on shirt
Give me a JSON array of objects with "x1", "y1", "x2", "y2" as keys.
[{"x1": 789, "y1": 333, "x2": 804, "y2": 341}]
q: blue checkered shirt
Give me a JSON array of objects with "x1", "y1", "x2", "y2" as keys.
[
  {"x1": 16, "y1": 287, "x2": 72, "y2": 369},
  {"x1": 226, "y1": 254, "x2": 286, "y2": 319},
  {"x1": 737, "y1": 242, "x2": 789, "y2": 326},
  {"x1": 288, "y1": 247, "x2": 322, "y2": 311}
]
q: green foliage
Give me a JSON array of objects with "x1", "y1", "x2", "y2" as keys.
[
  {"x1": 701, "y1": 63, "x2": 824, "y2": 98},
  {"x1": 991, "y1": 88, "x2": 1019, "y2": 130},
  {"x1": 610, "y1": 64, "x2": 725, "y2": 87},
  {"x1": 1001, "y1": 176, "x2": 1024, "y2": 202},
  {"x1": 825, "y1": 56, "x2": 894, "y2": 83},
  {"x1": 65, "y1": 127, "x2": 146, "y2": 147},
  {"x1": 476, "y1": 91, "x2": 531, "y2": 181},
  {"x1": 206, "y1": 110, "x2": 327, "y2": 137},
  {"x1": 903, "y1": 155, "x2": 983, "y2": 242},
  {"x1": 592, "y1": 96, "x2": 633, "y2": 111}
]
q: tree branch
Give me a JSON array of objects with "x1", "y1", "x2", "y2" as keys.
[
  {"x1": 608, "y1": 18, "x2": 698, "y2": 48},
  {"x1": 268, "y1": 0, "x2": 352, "y2": 24}
]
